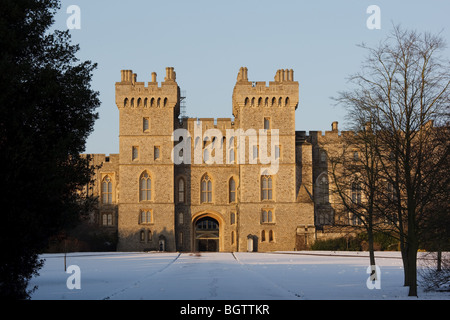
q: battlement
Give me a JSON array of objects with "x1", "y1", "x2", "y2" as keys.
[
  {"x1": 236, "y1": 67, "x2": 295, "y2": 83},
  {"x1": 116, "y1": 68, "x2": 179, "y2": 110},
  {"x1": 273, "y1": 69, "x2": 295, "y2": 83},
  {"x1": 296, "y1": 122, "x2": 357, "y2": 145},
  {"x1": 232, "y1": 67, "x2": 299, "y2": 117}
]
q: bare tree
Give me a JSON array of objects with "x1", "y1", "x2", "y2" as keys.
[
  {"x1": 335, "y1": 25, "x2": 450, "y2": 296},
  {"x1": 326, "y1": 121, "x2": 383, "y2": 274}
]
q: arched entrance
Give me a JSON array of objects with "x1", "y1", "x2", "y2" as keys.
[{"x1": 194, "y1": 216, "x2": 220, "y2": 252}]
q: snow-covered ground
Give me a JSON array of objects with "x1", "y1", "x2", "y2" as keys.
[{"x1": 28, "y1": 251, "x2": 449, "y2": 300}]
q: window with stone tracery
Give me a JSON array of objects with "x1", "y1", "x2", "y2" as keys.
[{"x1": 201, "y1": 174, "x2": 212, "y2": 203}]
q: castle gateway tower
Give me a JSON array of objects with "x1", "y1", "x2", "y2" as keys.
[
  {"x1": 115, "y1": 68, "x2": 179, "y2": 251},
  {"x1": 102, "y1": 67, "x2": 316, "y2": 252}
]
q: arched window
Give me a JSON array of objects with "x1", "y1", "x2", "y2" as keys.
[
  {"x1": 140, "y1": 171, "x2": 152, "y2": 201},
  {"x1": 124, "y1": 98, "x2": 129, "y2": 108},
  {"x1": 262, "y1": 209, "x2": 273, "y2": 223},
  {"x1": 131, "y1": 98, "x2": 135, "y2": 107},
  {"x1": 258, "y1": 97, "x2": 262, "y2": 106},
  {"x1": 316, "y1": 174, "x2": 329, "y2": 204},
  {"x1": 265, "y1": 97, "x2": 269, "y2": 107},
  {"x1": 102, "y1": 176, "x2": 112, "y2": 204},
  {"x1": 229, "y1": 177, "x2": 236, "y2": 203},
  {"x1": 144, "y1": 98, "x2": 148, "y2": 107},
  {"x1": 278, "y1": 97, "x2": 282, "y2": 106},
  {"x1": 245, "y1": 97, "x2": 249, "y2": 106},
  {"x1": 203, "y1": 148, "x2": 210, "y2": 163},
  {"x1": 285, "y1": 97, "x2": 290, "y2": 106},
  {"x1": 201, "y1": 174, "x2": 212, "y2": 203},
  {"x1": 178, "y1": 178, "x2": 185, "y2": 203},
  {"x1": 351, "y1": 182, "x2": 362, "y2": 204},
  {"x1": 261, "y1": 230, "x2": 266, "y2": 242},
  {"x1": 157, "y1": 98, "x2": 161, "y2": 107},
  {"x1": 140, "y1": 230, "x2": 145, "y2": 242},
  {"x1": 229, "y1": 149, "x2": 235, "y2": 164},
  {"x1": 271, "y1": 97, "x2": 276, "y2": 106},
  {"x1": 137, "y1": 98, "x2": 142, "y2": 107},
  {"x1": 164, "y1": 97, "x2": 168, "y2": 107},
  {"x1": 140, "y1": 210, "x2": 152, "y2": 224},
  {"x1": 251, "y1": 97, "x2": 255, "y2": 106},
  {"x1": 150, "y1": 98, "x2": 155, "y2": 107},
  {"x1": 269, "y1": 230, "x2": 274, "y2": 242},
  {"x1": 261, "y1": 175, "x2": 273, "y2": 200},
  {"x1": 227, "y1": 136, "x2": 235, "y2": 164}
]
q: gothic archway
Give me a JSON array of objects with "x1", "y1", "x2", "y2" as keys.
[
  {"x1": 194, "y1": 217, "x2": 219, "y2": 252},
  {"x1": 192, "y1": 212, "x2": 224, "y2": 252}
]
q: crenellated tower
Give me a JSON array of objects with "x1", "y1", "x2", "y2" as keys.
[
  {"x1": 115, "y1": 68, "x2": 180, "y2": 251},
  {"x1": 231, "y1": 67, "x2": 299, "y2": 201},
  {"x1": 230, "y1": 67, "x2": 312, "y2": 251}
]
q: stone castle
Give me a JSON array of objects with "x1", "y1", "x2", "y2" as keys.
[{"x1": 85, "y1": 67, "x2": 351, "y2": 252}]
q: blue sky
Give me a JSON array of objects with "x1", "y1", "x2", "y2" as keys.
[{"x1": 53, "y1": 1, "x2": 450, "y2": 155}]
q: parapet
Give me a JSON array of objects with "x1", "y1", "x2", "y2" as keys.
[
  {"x1": 297, "y1": 122, "x2": 359, "y2": 145},
  {"x1": 120, "y1": 70, "x2": 136, "y2": 83},
  {"x1": 116, "y1": 68, "x2": 179, "y2": 110},
  {"x1": 164, "y1": 67, "x2": 176, "y2": 82},
  {"x1": 117, "y1": 68, "x2": 177, "y2": 87},
  {"x1": 236, "y1": 67, "x2": 249, "y2": 82},
  {"x1": 274, "y1": 69, "x2": 294, "y2": 82},
  {"x1": 232, "y1": 67, "x2": 299, "y2": 116}
]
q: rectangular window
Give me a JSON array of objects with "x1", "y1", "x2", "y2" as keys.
[
  {"x1": 261, "y1": 209, "x2": 274, "y2": 224},
  {"x1": 275, "y1": 145, "x2": 281, "y2": 160},
  {"x1": 154, "y1": 146, "x2": 160, "y2": 160},
  {"x1": 102, "y1": 177, "x2": 113, "y2": 204},
  {"x1": 253, "y1": 145, "x2": 258, "y2": 161},
  {"x1": 102, "y1": 213, "x2": 113, "y2": 226},
  {"x1": 132, "y1": 146, "x2": 139, "y2": 161},
  {"x1": 178, "y1": 179, "x2": 185, "y2": 203},
  {"x1": 264, "y1": 118, "x2": 271, "y2": 130},
  {"x1": 229, "y1": 178, "x2": 236, "y2": 203},
  {"x1": 230, "y1": 212, "x2": 236, "y2": 225},
  {"x1": 261, "y1": 176, "x2": 273, "y2": 200},
  {"x1": 140, "y1": 210, "x2": 153, "y2": 224},
  {"x1": 143, "y1": 117, "x2": 150, "y2": 132}
]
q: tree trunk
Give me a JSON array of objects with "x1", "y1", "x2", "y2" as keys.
[
  {"x1": 368, "y1": 218, "x2": 376, "y2": 274},
  {"x1": 437, "y1": 250, "x2": 442, "y2": 272},
  {"x1": 400, "y1": 235, "x2": 409, "y2": 286},
  {"x1": 407, "y1": 242, "x2": 418, "y2": 296}
]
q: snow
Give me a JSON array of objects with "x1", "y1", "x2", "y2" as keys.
[{"x1": 27, "y1": 251, "x2": 449, "y2": 300}]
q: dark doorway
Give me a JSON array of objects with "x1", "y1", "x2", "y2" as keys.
[
  {"x1": 198, "y1": 239, "x2": 218, "y2": 252},
  {"x1": 195, "y1": 217, "x2": 219, "y2": 252}
]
